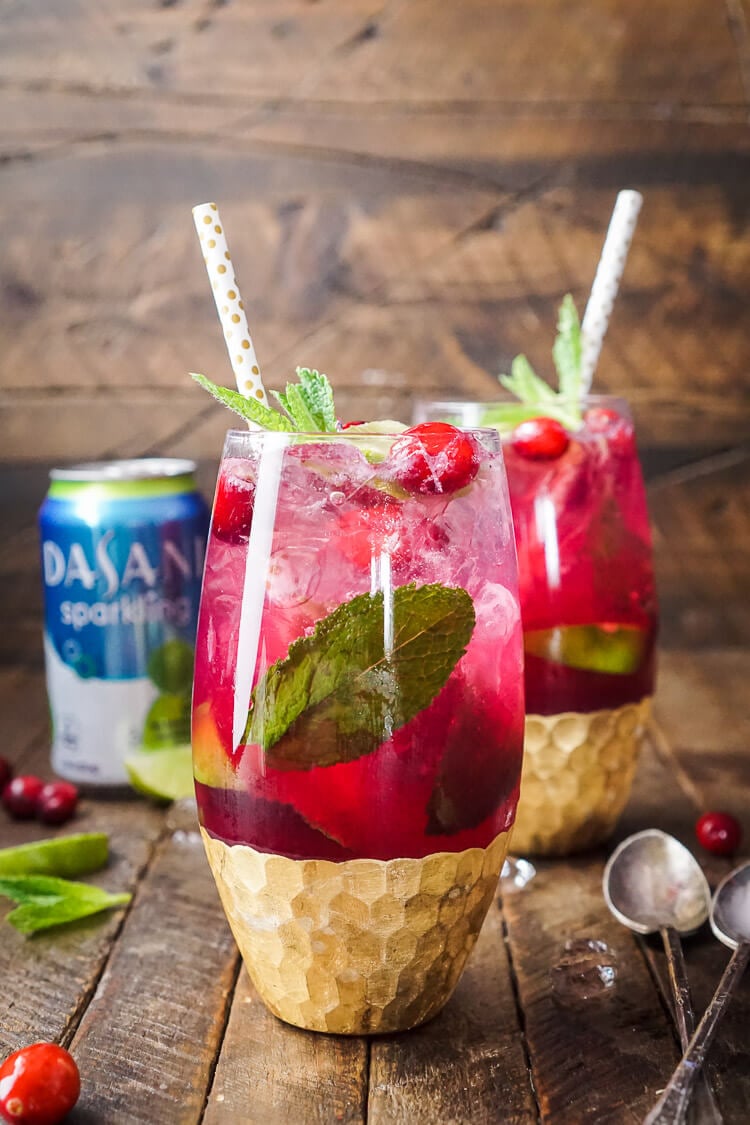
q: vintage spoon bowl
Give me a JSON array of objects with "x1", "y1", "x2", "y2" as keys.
[
  {"x1": 603, "y1": 829, "x2": 710, "y2": 935},
  {"x1": 710, "y1": 860, "x2": 750, "y2": 949}
]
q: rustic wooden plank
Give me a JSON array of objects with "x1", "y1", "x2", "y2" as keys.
[
  {"x1": 0, "y1": 720, "x2": 166, "y2": 1058},
  {"x1": 203, "y1": 972, "x2": 368, "y2": 1125},
  {"x1": 367, "y1": 903, "x2": 536, "y2": 1124},
  {"x1": 649, "y1": 454, "x2": 750, "y2": 648},
  {"x1": 615, "y1": 674, "x2": 750, "y2": 1123},
  {"x1": 0, "y1": 0, "x2": 744, "y2": 106},
  {"x1": 69, "y1": 801, "x2": 238, "y2": 1125}
]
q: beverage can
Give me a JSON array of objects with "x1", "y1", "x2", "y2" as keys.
[{"x1": 38, "y1": 459, "x2": 210, "y2": 786}]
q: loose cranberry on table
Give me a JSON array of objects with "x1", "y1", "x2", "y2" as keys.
[
  {"x1": 389, "y1": 422, "x2": 480, "y2": 495},
  {"x1": 0, "y1": 756, "x2": 11, "y2": 794},
  {"x1": 510, "y1": 417, "x2": 570, "y2": 460},
  {"x1": 696, "y1": 811, "x2": 742, "y2": 856},
  {"x1": 2, "y1": 776, "x2": 44, "y2": 821},
  {"x1": 0, "y1": 1043, "x2": 80, "y2": 1125},
  {"x1": 37, "y1": 782, "x2": 79, "y2": 827}
]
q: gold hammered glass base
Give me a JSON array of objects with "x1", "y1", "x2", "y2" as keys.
[
  {"x1": 200, "y1": 826, "x2": 511, "y2": 1035},
  {"x1": 511, "y1": 698, "x2": 651, "y2": 857}
]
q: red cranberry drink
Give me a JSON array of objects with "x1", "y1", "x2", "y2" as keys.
[
  {"x1": 191, "y1": 370, "x2": 524, "y2": 1034},
  {"x1": 416, "y1": 297, "x2": 658, "y2": 855}
]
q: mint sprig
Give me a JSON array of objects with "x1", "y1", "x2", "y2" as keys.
[
  {"x1": 0, "y1": 875, "x2": 131, "y2": 935},
  {"x1": 192, "y1": 366, "x2": 338, "y2": 434},
  {"x1": 498, "y1": 293, "x2": 584, "y2": 430},
  {"x1": 245, "y1": 583, "x2": 475, "y2": 771}
]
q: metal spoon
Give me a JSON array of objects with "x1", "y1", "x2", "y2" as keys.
[
  {"x1": 643, "y1": 861, "x2": 750, "y2": 1125},
  {"x1": 603, "y1": 830, "x2": 722, "y2": 1124}
]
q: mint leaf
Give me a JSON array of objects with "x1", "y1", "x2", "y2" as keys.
[
  {"x1": 0, "y1": 875, "x2": 131, "y2": 934},
  {"x1": 499, "y1": 355, "x2": 557, "y2": 406},
  {"x1": 496, "y1": 295, "x2": 583, "y2": 430},
  {"x1": 552, "y1": 294, "x2": 582, "y2": 400},
  {"x1": 283, "y1": 383, "x2": 320, "y2": 432},
  {"x1": 295, "y1": 367, "x2": 337, "y2": 433},
  {"x1": 191, "y1": 373, "x2": 288, "y2": 431},
  {"x1": 245, "y1": 583, "x2": 475, "y2": 770}
]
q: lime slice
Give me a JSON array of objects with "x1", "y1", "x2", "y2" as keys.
[
  {"x1": 524, "y1": 624, "x2": 647, "y2": 675},
  {"x1": 141, "y1": 693, "x2": 192, "y2": 749},
  {"x1": 147, "y1": 639, "x2": 194, "y2": 694},
  {"x1": 339, "y1": 420, "x2": 408, "y2": 464},
  {"x1": 125, "y1": 744, "x2": 194, "y2": 801},
  {"x1": 0, "y1": 832, "x2": 109, "y2": 878}
]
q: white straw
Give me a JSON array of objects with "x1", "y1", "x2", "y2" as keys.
[
  {"x1": 580, "y1": 190, "x2": 643, "y2": 392},
  {"x1": 192, "y1": 202, "x2": 268, "y2": 406},
  {"x1": 233, "y1": 432, "x2": 289, "y2": 749}
]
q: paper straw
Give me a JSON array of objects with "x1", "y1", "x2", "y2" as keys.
[
  {"x1": 192, "y1": 202, "x2": 268, "y2": 406},
  {"x1": 580, "y1": 190, "x2": 643, "y2": 392},
  {"x1": 232, "y1": 432, "x2": 289, "y2": 749}
]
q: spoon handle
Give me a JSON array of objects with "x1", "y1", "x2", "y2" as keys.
[
  {"x1": 643, "y1": 942, "x2": 750, "y2": 1125},
  {"x1": 660, "y1": 927, "x2": 723, "y2": 1124}
]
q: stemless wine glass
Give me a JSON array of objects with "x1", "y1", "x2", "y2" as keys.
[
  {"x1": 192, "y1": 426, "x2": 524, "y2": 1035},
  {"x1": 414, "y1": 399, "x2": 658, "y2": 856}
]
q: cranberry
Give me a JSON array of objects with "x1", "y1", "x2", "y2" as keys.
[
  {"x1": 0, "y1": 757, "x2": 11, "y2": 794},
  {"x1": 212, "y1": 469, "x2": 255, "y2": 542},
  {"x1": 2, "y1": 776, "x2": 44, "y2": 821},
  {"x1": 584, "y1": 406, "x2": 621, "y2": 432},
  {"x1": 696, "y1": 811, "x2": 742, "y2": 856},
  {"x1": 389, "y1": 422, "x2": 480, "y2": 495},
  {"x1": 0, "y1": 1043, "x2": 80, "y2": 1125},
  {"x1": 37, "y1": 781, "x2": 79, "y2": 826},
  {"x1": 511, "y1": 417, "x2": 570, "y2": 460},
  {"x1": 341, "y1": 420, "x2": 367, "y2": 429}
]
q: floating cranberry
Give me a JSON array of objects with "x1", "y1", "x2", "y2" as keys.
[
  {"x1": 584, "y1": 406, "x2": 621, "y2": 432},
  {"x1": 341, "y1": 420, "x2": 367, "y2": 429},
  {"x1": 2, "y1": 776, "x2": 44, "y2": 821},
  {"x1": 37, "y1": 781, "x2": 79, "y2": 826},
  {"x1": 696, "y1": 811, "x2": 742, "y2": 856},
  {"x1": 389, "y1": 422, "x2": 480, "y2": 495},
  {"x1": 212, "y1": 470, "x2": 255, "y2": 542},
  {"x1": 0, "y1": 1042, "x2": 80, "y2": 1125},
  {"x1": 0, "y1": 756, "x2": 11, "y2": 794},
  {"x1": 511, "y1": 417, "x2": 570, "y2": 461}
]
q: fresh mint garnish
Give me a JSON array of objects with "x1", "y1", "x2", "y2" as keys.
[
  {"x1": 0, "y1": 875, "x2": 131, "y2": 935},
  {"x1": 498, "y1": 293, "x2": 583, "y2": 430},
  {"x1": 245, "y1": 583, "x2": 475, "y2": 771},
  {"x1": 192, "y1": 366, "x2": 338, "y2": 433}
]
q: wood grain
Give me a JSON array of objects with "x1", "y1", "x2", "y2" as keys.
[
  {"x1": 368, "y1": 904, "x2": 537, "y2": 1124},
  {"x1": 203, "y1": 971, "x2": 368, "y2": 1125},
  {"x1": 69, "y1": 801, "x2": 238, "y2": 1125}
]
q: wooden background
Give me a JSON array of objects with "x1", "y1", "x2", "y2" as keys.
[
  {"x1": 0, "y1": 0, "x2": 749, "y2": 462},
  {"x1": 1, "y1": 5, "x2": 750, "y2": 1122}
]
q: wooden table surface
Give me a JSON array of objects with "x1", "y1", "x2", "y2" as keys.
[
  {"x1": 1, "y1": 0, "x2": 749, "y2": 1121},
  {"x1": 0, "y1": 453, "x2": 748, "y2": 1125}
]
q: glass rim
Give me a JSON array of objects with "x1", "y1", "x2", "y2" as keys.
[
  {"x1": 223, "y1": 425, "x2": 503, "y2": 442},
  {"x1": 413, "y1": 393, "x2": 630, "y2": 412}
]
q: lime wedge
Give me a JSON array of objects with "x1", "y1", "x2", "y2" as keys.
[
  {"x1": 125, "y1": 744, "x2": 194, "y2": 801},
  {"x1": 339, "y1": 420, "x2": 408, "y2": 464},
  {"x1": 0, "y1": 832, "x2": 109, "y2": 878},
  {"x1": 524, "y1": 624, "x2": 647, "y2": 675}
]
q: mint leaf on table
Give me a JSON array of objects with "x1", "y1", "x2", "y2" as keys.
[
  {"x1": 0, "y1": 875, "x2": 131, "y2": 935},
  {"x1": 496, "y1": 293, "x2": 583, "y2": 430},
  {"x1": 244, "y1": 583, "x2": 475, "y2": 771},
  {"x1": 193, "y1": 367, "x2": 338, "y2": 434}
]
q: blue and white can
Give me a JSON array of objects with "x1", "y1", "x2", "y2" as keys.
[{"x1": 38, "y1": 459, "x2": 209, "y2": 785}]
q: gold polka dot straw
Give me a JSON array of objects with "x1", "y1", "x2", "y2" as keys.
[{"x1": 192, "y1": 202, "x2": 269, "y2": 406}]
